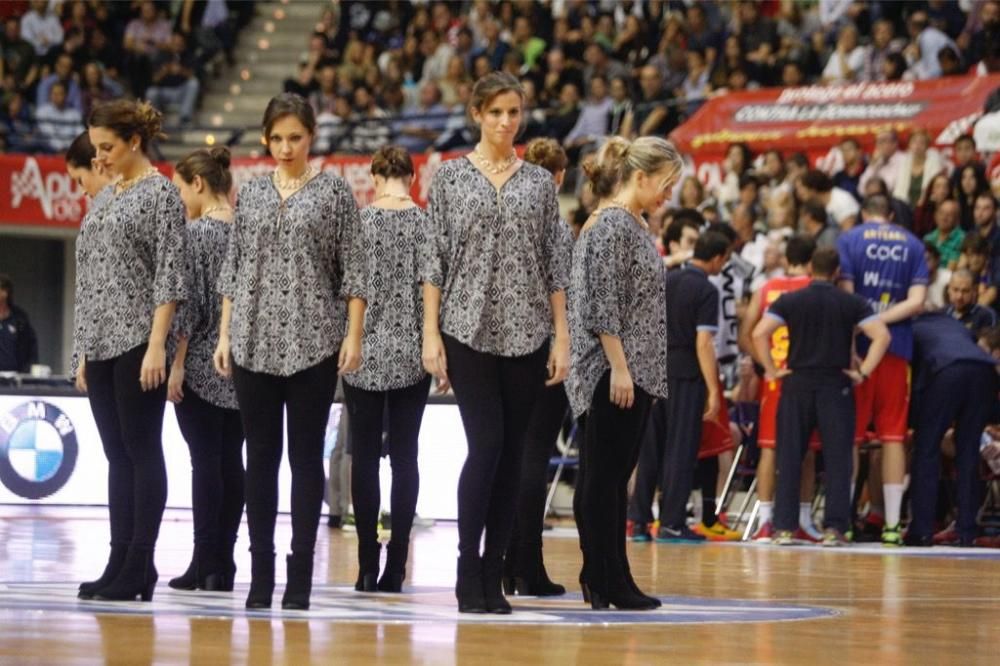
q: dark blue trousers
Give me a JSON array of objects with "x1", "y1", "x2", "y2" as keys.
[
  {"x1": 909, "y1": 362, "x2": 996, "y2": 541},
  {"x1": 775, "y1": 372, "x2": 855, "y2": 533}
]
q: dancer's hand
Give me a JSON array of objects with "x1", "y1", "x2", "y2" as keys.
[
  {"x1": 422, "y1": 331, "x2": 449, "y2": 387},
  {"x1": 546, "y1": 334, "x2": 570, "y2": 386},
  {"x1": 213, "y1": 335, "x2": 231, "y2": 378},
  {"x1": 140, "y1": 344, "x2": 167, "y2": 391},
  {"x1": 609, "y1": 365, "x2": 634, "y2": 409},
  {"x1": 338, "y1": 334, "x2": 362, "y2": 374},
  {"x1": 75, "y1": 357, "x2": 87, "y2": 393},
  {"x1": 167, "y1": 366, "x2": 184, "y2": 403}
]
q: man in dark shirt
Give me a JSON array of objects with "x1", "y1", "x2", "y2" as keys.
[
  {"x1": 753, "y1": 248, "x2": 890, "y2": 546},
  {"x1": 0, "y1": 274, "x2": 38, "y2": 373},
  {"x1": 946, "y1": 269, "x2": 998, "y2": 334},
  {"x1": 655, "y1": 231, "x2": 729, "y2": 542},
  {"x1": 906, "y1": 313, "x2": 999, "y2": 546}
]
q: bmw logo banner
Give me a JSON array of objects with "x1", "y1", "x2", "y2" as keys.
[{"x1": 0, "y1": 401, "x2": 78, "y2": 500}]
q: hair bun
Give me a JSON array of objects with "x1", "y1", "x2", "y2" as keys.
[{"x1": 209, "y1": 146, "x2": 232, "y2": 169}]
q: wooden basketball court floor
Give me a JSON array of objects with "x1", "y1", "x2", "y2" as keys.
[{"x1": 0, "y1": 506, "x2": 997, "y2": 665}]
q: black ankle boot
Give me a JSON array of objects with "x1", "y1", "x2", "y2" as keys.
[
  {"x1": 377, "y1": 541, "x2": 408, "y2": 593},
  {"x1": 482, "y1": 557, "x2": 512, "y2": 614},
  {"x1": 589, "y1": 568, "x2": 658, "y2": 611},
  {"x1": 354, "y1": 541, "x2": 381, "y2": 592},
  {"x1": 623, "y1": 561, "x2": 660, "y2": 608},
  {"x1": 245, "y1": 551, "x2": 275, "y2": 609},
  {"x1": 455, "y1": 556, "x2": 487, "y2": 613},
  {"x1": 169, "y1": 544, "x2": 220, "y2": 591},
  {"x1": 209, "y1": 539, "x2": 238, "y2": 592},
  {"x1": 510, "y1": 546, "x2": 566, "y2": 596},
  {"x1": 94, "y1": 547, "x2": 158, "y2": 602},
  {"x1": 281, "y1": 552, "x2": 314, "y2": 611},
  {"x1": 78, "y1": 545, "x2": 128, "y2": 599}
]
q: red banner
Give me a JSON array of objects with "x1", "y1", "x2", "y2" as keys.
[
  {"x1": 1, "y1": 151, "x2": 461, "y2": 229},
  {"x1": 671, "y1": 74, "x2": 1000, "y2": 188}
]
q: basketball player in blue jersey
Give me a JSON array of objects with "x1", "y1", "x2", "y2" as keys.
[{"x1": 836, "y1": 194, "x2": 928, "y2": 546}]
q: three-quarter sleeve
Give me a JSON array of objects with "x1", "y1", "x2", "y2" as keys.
[
  {"x1": 542, "y1": 185, "x2": 572, "y2": 295},
  {"x1": 336, "y1": 181, "x2": 367, "y2": 301},
  {"x1": 581, "y1": 222, "x2": 626, "y2": 338},
  {"x1": 218, "y1": 183, "x2": 246, "y2": 300},
  {"x1": 152, "y1": 183, "x2": 188, "y2": 307},
  {"x1": 421, "y1": 172, "x2": 449, "y2": 288},
  {"x1": 173, "y1": 228, "x2": 202, "y2": 339}
]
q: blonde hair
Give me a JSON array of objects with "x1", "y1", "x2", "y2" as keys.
[{"x1": 584, "y1": 136, "x2": 683, "y2": 198}]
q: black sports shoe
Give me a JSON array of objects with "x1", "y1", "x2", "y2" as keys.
[{"x1": 655, "y1": 525, "x2": 706, "y2": 543}]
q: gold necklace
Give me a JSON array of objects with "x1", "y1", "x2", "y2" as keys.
[
  {"x1": 374, "y1": 192, "x2": 412, "y2": 202},
  {"x1": 611, "y1": 198, "x2": 647, "y2": 229},
  {"x1": 273, "y1": 165, "x2": 316, "y2": 190},
  {"x1": 472, "y1": 145, "x2": 518, "y2": 175},
  {"x1": 115, "y1": 166, "x2": 158, "y2": 192},
  {"x1": 201, "y1": 205, "x2": 233, "y2": 218}
]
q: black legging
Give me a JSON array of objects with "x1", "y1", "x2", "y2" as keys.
[
  {"x1": 231, "y1": 355, "x2": 338, "y2": 558},
  {"x1": 174, "y1": 386, "x2": 245, "y2": 563},
  {"x1": 443, "y1": 334, "x2": 548, "y2": 571},
  {"x1": 85, "y1": 344, "x2": 168, "y2": 549},
  {"x1": 343, "y1": 375, "x2": 432, "y2": 551},
  {"x1": 508, "y1": 384, "x2": 568, "y2": 575},
  {"x1": 577, "y1": 371, "x2": 652, "y2": 595}
]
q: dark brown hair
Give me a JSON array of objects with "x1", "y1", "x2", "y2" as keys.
[
  {"x1": 469, "y1": 71, "x2": 523, "y2": 119},
  {"x1": 262, "y1": 92, "x2": 316, "y2": 138},
  {"x1": 65, "y1": 131, "x2": 96, "y2": 169},
  {"x1": 87, "y1": 99, "x2": 164, "y2": 152},
  {"x1": 524, "y1": 138, "x2": 568, "y2": 176},
  {"x1": 370, "y1": 145, "x2": 414, "y2": 179},
  {"x1": 175, "y1": 147, "x2": 233, "y2": 196}
]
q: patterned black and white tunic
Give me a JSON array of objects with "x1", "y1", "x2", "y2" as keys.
[
  {"x1": 422, "y1": 157, "x2": 571, "y2": 357},
  {"x1": 344, "y1": 205, "x2": 429, "y2": 392},
  {"x1": 74, "y1": 173, "x2": 187, "y2": 363},
  {"x1": 218, "y1": 172, "x2": 366, "y2": 377},
  {"x1": 566, "y1": 207, "x2": 668, "y2": 417},
  {"x1": 174, "y1": 216, "x2": 237, "y2": 409}
]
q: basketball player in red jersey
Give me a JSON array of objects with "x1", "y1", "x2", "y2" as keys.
[{"x1": 740, "y1": 235, "x2": 822, "y2": 541}]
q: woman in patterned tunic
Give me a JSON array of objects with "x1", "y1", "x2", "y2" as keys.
[
  {"x1": 504, "y1": 138, "x2": 575, "y2": 597},
  {"x1": 567, "y1": 136, "x2": 681, "y2": 610},
  {"x1": 422, "y1": 72, "x2": 571, "y2": 614},
  {"x1": 214, "y1": 93, "x2": 366, "y2": 611},
  {"x1": 343, "y1": 146, "x2": 432, "y2": 594},
  {"x1": 74, "y1": 100, "x2": 187, "y2": 602},
  {"x1": 166, "y1": 147, "x2": 245, "y2": 592}
]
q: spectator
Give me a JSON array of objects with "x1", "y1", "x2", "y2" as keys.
[
  {"x1": 949, "y1": 134, "x2": 986, "y2": 195},
  {"x1": 35, "y1": 81, "x2": 84, "y2": 153},
  {"x1": 1, "y1": 17, "x2": 39, "y2": 94},
  {"x1": 470, "y1": 17, "x2": 509, "y2": 72},
  {"x1": 582, "y1": 42, "x2": 630, "y2": 86},
  {"x1": 662, "y1": 210, "x2": 703, "y2": 270},
  {"x1": 732, "y1": 203, "x2": 768, "y2": 271},
  {"x1": 685, "y1": 3, "x2": 722, "y2": 66},
  {"x1": 678, "y1": 176, "x2": 706, "y2": 210},
  {"x1": 957, "y1": 233, "x2": 998, "y2": 308},
  {"x1": 882, "y1": 51, "x2": 914, "y2": 80},
  {"x1": 313, "y1": 95, "x2": 352, "y2": 155},
  {"x1": 760, "y1": 149, "x2": 786, "y2": 195},
  {"x1": 308, "y1": 63, "x2": 339, "y2": 115},
  {"x1": 894, "y1": 129, "x2": 948, "y2": 209},
  {"x1": 179, "y1": 0, "x2": 237, "y2": 67},
  {"x1": 710, "y1": 34, "x2": 750, "y2": 89},
  {"x1": 0, "y1": 274, "x2": 38, "y2": 373},
  {"x1": 963, "y1": 0, "x2": 1000, "y2": 66},
  {"x1": 36, "y1": 52, "x2": 83, "y2": 114},
  {"x1": 678, "y1": 48, "x2": 712, "y2": 118},
  {"x1": 797, "y1": 169, "x2": 860, "y2": 230},
  {"x1": 563, "y1": 75, "x2": 611, "y2": 160},
  {"x1": 924, "y1": 199, "x2": 965, "y2": 268},
  {"x1": 821, "y1": 24, "x2": 866, "y2": 84},
  {"x1": 347, "y1": 85, "x2": 391, "y2": 154},
  {"x1": 924, "y1": 242, "x2": 951, "y2": 310},
  {"x1": 145, "y1": 32, "x2": 200, "y2": 127},
  {"x1": 540, "y1": 47, "x2": 583, "y2": 108},
  {"x1": 800, "y1": 200, "x2": 840, "y2": 249},
  {"x1": 956, "y1": 163, "x2": 990, "y2": 231},
  {"x1": 19, "y1": 0, "x2": 63, "y2": 63},
  {"x1": 905, "y1": 9, "x2": 958, "y2": 79},
  {"x1": 863, "y1": 19, "x2": 905, "y2": 81},
  {"x1": 607, "y1": 75, "x2": 632, "y2": 136},
  {"x1": 863, "y1": 176, "x2": 915, "y2": 232},
  {"x1": 946, "y1": 269, "x2": 998, "y2": 333},
  {"x1": 860, "y1": 130, "x2": 906, "y2": 195},
  {"x1": 915, "y1": 172, "x2": 953, "y2": 238},
  {"x1": 780, "y1": 59, "x2": 806, "y2": 87},
  {"x1": 438, "y1": 55, "x2": 469, "y2": 108},
  {"x1": 82, "y1": 27, "x2": 122, "y2": 80},
  {"x1": 123, "y1": 0, "x2": 173, "y2": 96},
  {"x1": 937, "y1": 45, "x2": 965, "y2": 76},
  {"x1": 433, "y1": 80, "x2": 475, "y2": 152},
  {"x1": 620, "y1": 65, "x2": 677, "y2": 138},
  {"x1": 973, "y1": 192, "x2": 1000, "y2": 257},
  {"x1": 715, "y1": 142, "x2": 753, "y2": 211},
  {"x1": 0, "y1": 91, "x2": 40, "y2": 152},
  {"x1": 736, "y1": 0, "x2": 779, "y2": 68},
  {"x1": 833, "y1": 138, "x2": 866, "y2": 201},
  {"x1": 80, "y1": 62, "x2": 123, "y2": 119},
  {"x1": 395, "y1": 81, "x2": 448, "y2": 153},
  {"x1": 511, "y1": 15, "x2": 546, "y2": 71}
]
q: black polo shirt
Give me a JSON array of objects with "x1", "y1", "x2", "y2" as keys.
[
  {"x1": 766, "y1": 281, "x2": 875, "y2": 375},
  {"x1": 666, "y1": 265, "x2": 719, "y2": 380}
]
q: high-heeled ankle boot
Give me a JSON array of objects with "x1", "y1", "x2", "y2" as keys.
[
  {"x1": 482, "y1": 556, "x2": 512, "y2": 614},
  {"x1": 94, "y1": 547, "x2": 158, "y2": 602},
  {"x1": 78, "y1": 545, "x2": 128, "y2": 599},
  {"x1": 623, "y1": 560, "x2": 661, "y2": 608},
  {"x1": 169, "y1": 544, "x2": 220, "y2": 591},
  {"x1": 354, "y1": 541, "x2": 381, "y2": 592},
  {"x1": 588, "y1": 568, "x2": 658, "y2": 611},
  {"x1": 210, "y1": 539, "x2": 238, "y2": 592},
  {"x1": 377, "y1": 540, "x2": 408, "y2": 592},
  {"x1": 245, "y1": 551, "x2": 275, "y2": 609},
  {"x1": 281, "y1": 552, "x2": 314, "y2": 611},
  {"x1": 509, "y1": 546, "x2": 566, "y2": 596},
  {"x1": 455, "y1": 555, "x2": 487, "y2": 613}
]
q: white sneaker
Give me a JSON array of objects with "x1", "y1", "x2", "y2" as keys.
[{"x1": 799, "y1": 521, "x2": 823, "y2": 542}]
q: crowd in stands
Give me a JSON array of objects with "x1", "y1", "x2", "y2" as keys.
[
  {"x1": 283, "y1": 0, "x2": 1000, "y2": 156},
  {"x1": 0, "y1": 0, "x2": 254, "y2": 153}
]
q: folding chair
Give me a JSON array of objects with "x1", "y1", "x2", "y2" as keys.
[{"x1": 543, "y1": 415, "x2": 580, "y2": 518}]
